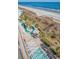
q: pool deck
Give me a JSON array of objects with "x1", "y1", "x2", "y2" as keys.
[{"x1": 18, "y1": 21, "x2": 49, "y2": 59}]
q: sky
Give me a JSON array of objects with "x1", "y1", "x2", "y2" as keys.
[{"x1": 18, "y1": 0, "x2": 60, "y2": 2}]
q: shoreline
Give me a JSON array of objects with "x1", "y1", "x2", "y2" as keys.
[
  {"x1": 18, "y1": 5, "x2": 60, "y2": 23},
  {"x1": 19, "y1": 4, "x2": 60, "y2": 13}
]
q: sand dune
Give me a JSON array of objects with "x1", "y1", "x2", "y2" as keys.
[{"x1": 19, "y1": 5, "x2": 60, "y2": 21}]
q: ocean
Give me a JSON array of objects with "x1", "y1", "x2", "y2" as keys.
[{"x1": 18, "y1": 2, "x2": 60, "y2": 11}]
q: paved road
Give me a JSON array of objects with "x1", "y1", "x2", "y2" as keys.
[
  {"x1": 18, "y1": 28, "x2": 29, "y2": 59},
  {"x1": 18, "y1": 48, "x2": 23, "y2": 59}
]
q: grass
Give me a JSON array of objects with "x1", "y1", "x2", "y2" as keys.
[
  {"x1": 19, "y1": 11, "x2": 60, "y2": 58},
  {"x1": 50, "y1": 48, "x2": 56, "y2": 55},
  {"x1": 39, "y1": 30, "x2": 50, "y2": 47}
]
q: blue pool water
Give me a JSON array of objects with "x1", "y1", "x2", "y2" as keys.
[
  {"x1": 30, "y1": 48, "x2": 48, "y2": 59},
  {"x1": 18, "y1": 2, "x2": 60, "y2": 10}
]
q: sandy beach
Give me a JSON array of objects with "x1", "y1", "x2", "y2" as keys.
[{"x1": 18, "y1": 5, "x2": 60, "y2": 22}]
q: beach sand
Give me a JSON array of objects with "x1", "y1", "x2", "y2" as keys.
[{"x1": 18, "y1": 5, "x2": 60, "y2": 23}]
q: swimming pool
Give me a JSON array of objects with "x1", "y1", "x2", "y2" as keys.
[
  {"x1": 30, "y1": 48, "x2": 48, "y2": 59},
  {"x1": 20, "y1": 20, "x2": 31, "y2": 33}
]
